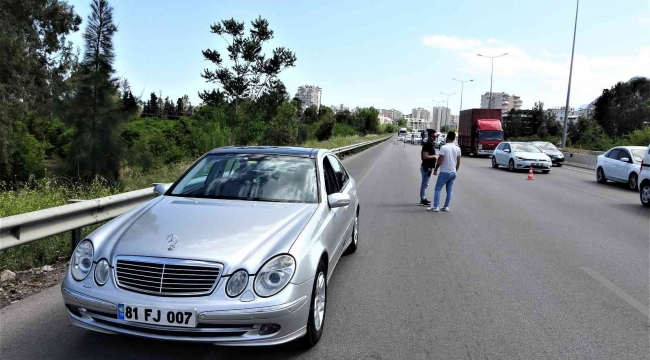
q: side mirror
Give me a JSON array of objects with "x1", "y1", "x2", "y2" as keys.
[
  {"x1": 328, "y1": 193, "x2": 350, "y2": 208},
  {"x1": 504, "y1": 149, "x2": 511, "y2": 153},
  {"x1": 620, "y1": 157, "x2": 630, "y2": 163},
  {"x1": 153, "y1": 183, "x2": 172, "y2": 196}
]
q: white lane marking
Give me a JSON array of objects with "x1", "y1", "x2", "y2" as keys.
[
  {"x1": 562, "y1": 165, "x2": 595, "y2": 175},
  {"x1": 582, "y1": 267, "x2": 650, "y2": 319},
  {"x1": 561, "y1": 183, "x2": 620, "y2": 202}
]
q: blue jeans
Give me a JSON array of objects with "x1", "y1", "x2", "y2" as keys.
[
  {"x1": 434, "y1": 171, "x2": 457, "y2": 208},
  {"x1": 420, "y1": 166, "x2": 432, "y2": 199}
]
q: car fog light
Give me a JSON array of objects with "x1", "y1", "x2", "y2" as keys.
[{"x1": 259, "y1": 324, "x2": 281, "y2": 335}]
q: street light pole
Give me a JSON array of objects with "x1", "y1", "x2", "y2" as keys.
[
  {"x1": 441, "y1": 92, "x2": 456, "y2": 131},
  {"x1": 453, "y1": 78, "x2": 473, "y2": 115},
  {"x1": 562, "y1": 0, "x2": 579, "y2": 149},
  {"x1": 477, "y1": 53, "x2": 508, "y2": 108}
]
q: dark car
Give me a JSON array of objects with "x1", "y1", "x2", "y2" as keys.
[{"x1": 532, "y1": 142, "x2": 565, "y2": 166}]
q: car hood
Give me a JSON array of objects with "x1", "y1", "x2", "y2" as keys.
[
  {"x1": 93, "y1": 196, "x2": 318, "y2": 274},
  {"x1": 514, "y1": 152, "x2": 551, "y2": 160},
  {"x1": 543, "y1": 150, "x2": 562, "y2": 156}
]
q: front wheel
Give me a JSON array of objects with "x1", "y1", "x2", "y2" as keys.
[
  {"x1": 640, "y1": 182, "x2": 650, "y2": 207},
  {"x1": 556, "y1": 163, "x2": 563, "y2": 167},
  {"x1": 299, "y1": 261, "x2": 327, "y2": 349},
  {"x1": 596, "y1": 167, "x2": 607, "y2": 184},
  {"x1": 509, "y1": 159, "x2": 515, "y2": 172},
  {"x1": 491, "y1": 156, "x2": 498, "y2": 168},
  {"x1": 542, "y1": 170, "x2": 550, "y2": 174},
  {"x1": 629, "y1": 173, "x2": 638, "y2": 191}
]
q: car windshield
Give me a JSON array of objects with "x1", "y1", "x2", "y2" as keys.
[
  {"x1": 630, "y1": 149, "x2": 645, "y2": 163},
  {"x1": 512, "y1": 143, "x2": 542, "y2": 153},
  {"x1": 479, "y1": 131, "x2": 504, "y2": 140},
  {"x1": 169, "y1": 154, "x2": 318, "y2": 203},
  {"x1": 534, "y1": 142, "x2": 558, "y2": 151}
]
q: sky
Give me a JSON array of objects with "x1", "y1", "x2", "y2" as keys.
[{"x1": 66, "y1": 0, "x2": 650, "y2": 116}]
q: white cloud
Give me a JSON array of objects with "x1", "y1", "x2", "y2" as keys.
[
  {"x1": 486, "y1": 39, "x2": 499, "y2": 44},
  {"x1": 639, "y1": 17, "x2": 650, "y2": 24},
  {"x1": 422, "y1": 35, "x2": 482, "y2": 50},
  {"x1": 422, "y1": 34, "x2": 650, "y2": 107}
]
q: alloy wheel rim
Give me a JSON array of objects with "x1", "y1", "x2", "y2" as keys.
[
  {"x1": 313, "y1": 272, "x2": 326, "y2": 331},
  {"x1": 353, "y1": 216, "x2": 358, "y2": 245},
  {"x1": 509, "y1": 161, "x2": 514, "y2": 171},
  {"x1": 492, "y1": 157, "x2": 496, "y2": 167},
  {"x1": 630, "y1": 175, "x2": 637, "y2": 189},
  {"x1": 597, "y1": 169, "x2": 603, "y2": 181},
  {"x1": 642, "y1": 186, "x2": 650, "y2": 203}
]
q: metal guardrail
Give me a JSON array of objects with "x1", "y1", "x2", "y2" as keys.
[{"x1": 0, "y1": 136, "x2": 392, "y2": 251}]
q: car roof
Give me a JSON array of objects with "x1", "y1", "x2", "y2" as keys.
[
  {"x1": 614, "y1": 146, "x2": 647, "y2": 150},
  {"x1": 208, "y1": 146, "x2": 321, "y2": 157}
]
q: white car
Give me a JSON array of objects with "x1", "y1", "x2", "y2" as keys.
[
  {"x1": 492, "y1": 142, "x2": 552, "y2": 173},
  {"x1": 410, "y1": 133, "x2": 422, "y2": 144},
  {"x1": 596, "y1": 146, "x2": 646, "y2": 190},
  {"x1": 638, "y1": 145, "x2": 650, "y2": 207}
]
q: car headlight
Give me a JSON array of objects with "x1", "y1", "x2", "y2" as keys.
[
  {"x1": 94, "y1": 259, "x2": 110, "y2": 286},
  {"x1": 226, "y1": 269, "x2": 249, "y2": 297},
  {"x1": 558, "y1": 153, "x2": 564, "y2": 158},
  {"x1": 254, "y1": 255, "x2": 295, "y2": 297},
  {"x1": 516, "y1": 156, "x2": 526, "y2": 161},
  {"x1": 71, "y1": 240, "x2": 94, "y2": 281}
]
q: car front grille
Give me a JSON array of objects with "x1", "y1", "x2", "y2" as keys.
[{"x1": 115, "y1": 256, "x2": 222, "y2": 297}]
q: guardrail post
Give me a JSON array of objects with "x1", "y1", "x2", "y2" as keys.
[{"x1": 67, "y1": 199, "x2": 83, "y2": 251}]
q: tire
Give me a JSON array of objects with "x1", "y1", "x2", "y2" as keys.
[
  {"x1": 491, "y1": 156, "x2": 498, "y2": 168},
  {"x1": 596, "y1": 167, "x2": 607, "y2": 184},
  {"x1": 628, "y1": 173, "x2": 638, "y2": 191},
  {"x1": 556, "y1": 163, "x2": 563, "y2": 167},
  {"x1": 508, "y1": 159, "x2": 515, "y2": 172},
  {"x1": 542, "y1": 170, "x2": 550, "y2": 174},
  {"x1": 299, "y1": 261, "x2": 327, "y2": 349},
  {"x1": 640, "y1": 181, "x2": 650, "y2": 208},
  {"x1": 343, "y1": 210, "x2": 358, "y2": 255}
]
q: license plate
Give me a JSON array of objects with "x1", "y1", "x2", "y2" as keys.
[
  {"x1": 117, "y1": 303, "x2": 197, "y2": 327},
  {"x1": 533, "y1": 163, "x2": 542, "y2": 167}
]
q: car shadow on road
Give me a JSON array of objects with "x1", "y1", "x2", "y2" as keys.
[
  {"x1": 578, "y1": 179, "x2": 637, "y2": 194},
  {"x1": 610, "y1": 203, "x2": 650, "y2": 218},
  {"x1": 81, "y1": 332, "x2": 309, "y2": 360}
]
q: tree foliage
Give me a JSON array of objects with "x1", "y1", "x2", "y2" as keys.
[
  {"x1": 594, "y1": 77, "x2": 650, "y2": 137},
  {"x1": 200, "y1": 17, "x2": 297, "y2": 144}
]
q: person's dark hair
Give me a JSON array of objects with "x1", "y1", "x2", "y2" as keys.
[
  {"x1": 428, "y1": 129, "x2": 436, "y2": 137},
  {"x1": 446, "y1": 131, "x2": 456, "y2": 141}
]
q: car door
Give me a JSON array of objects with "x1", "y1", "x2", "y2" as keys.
[
  {"x1": 494, "y1": 143, "x2": 505, "y2": 164},
  {"x1": 603, "y1": 149, "x2": 621, "y2": 180},
  {"x1": 614, "y1": 149, "x2": 633, "y2": 181},
  {"x1": 321, "y1": 156, "x2": 346, "y2": 271},
  {"x1": 327, "y1": 154, "x2": 355, "y2": 261},
  {"x1": 502, "y1": 143, "x2": 513, "y2": 164}
]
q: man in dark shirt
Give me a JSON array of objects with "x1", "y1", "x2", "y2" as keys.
[{"x1": 420, "y1": 130, "x2": 439, "y2": 206}]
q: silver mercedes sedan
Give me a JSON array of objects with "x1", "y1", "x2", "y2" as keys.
[{"x1": 61, "y1": 147, "x2": 360, "y2": 347}]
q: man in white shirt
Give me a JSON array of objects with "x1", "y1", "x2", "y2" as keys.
[{"x1": 428, "y1": 131, "x2": 461, "y2": 212}]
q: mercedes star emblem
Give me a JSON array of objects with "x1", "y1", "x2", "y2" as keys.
[{"x1": 166, "y1": 234, "x2": 178, "y2": 251}]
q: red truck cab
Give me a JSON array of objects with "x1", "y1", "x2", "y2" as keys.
[{"x1": 458, "y1": 109, "x2": 504, "y2": 156}]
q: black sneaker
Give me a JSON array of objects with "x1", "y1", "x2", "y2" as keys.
[{"x1": 420, "y1": 198, "x2": 431, "y2": 206}]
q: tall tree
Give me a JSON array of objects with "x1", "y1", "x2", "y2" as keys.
[
  {"x1": 0, "y1": 0, "x2": 81, "y2": 180},
  {"x1": 64, "y1": 0, "x2": 127, "y2": 184},
  {"x1": 200, "y1": 16, "x2": 297, "y2": 144},
  {"x1": 302, "y1": 105, "x2": 319, "y2": 125}
]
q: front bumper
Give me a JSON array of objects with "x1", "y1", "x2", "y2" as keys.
[
  {"x1": 514, "y1": 160, "x2": 552, "y2": 170},
  {"x1": 476, "y1": 149, "x2": 494, "y2": 155},
  {"x1": 550, "y1": 156, "x2": 565, "y2": 164},
  {"x1": 61, "y1": 273, "x2": 312, "y2": 345}
]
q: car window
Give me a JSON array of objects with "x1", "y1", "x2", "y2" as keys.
[
  {"x1": 617, "y1": 150, "x2": 631, "y2": 161},
  {"x1": 607, "y1": 149, "x2": 621, "y2": 159},
  {"x1": 534, "y1": 142, "x2": 558, "y2": 151},
  {"x1": 512, "y1": 143, "x2": 542, "y2": 153},
  {"x1": 504, "y1": 144, "x2": 511, "y2": 152},
  {"x1": 322, "y1": 157, "x2": 339, "y2": 195},
  {"x1": 630, "y1": 149, "x2": 645, "y2": 163},
  {"x1": 496, "y1": 143, "x2": 504, "y2": 150},
  {"x1": 327, "y1": 155, "x2": 349, "y2": 190},
  {"x1": 169, "y1": 154, "x2": 318, "y2": 203}
]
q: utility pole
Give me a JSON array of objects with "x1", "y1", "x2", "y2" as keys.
[
  {"x1": 562, "y1": 0, "x2": 579, "y2": 149},
  {"x1": 477, "y1": 53, "x2": 508, "y2": 108}
]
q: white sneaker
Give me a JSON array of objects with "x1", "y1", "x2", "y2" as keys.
[
  {"x1": 427, "y1": 206, "x2": 440, "y2": 212},
  {"x1": 441, "y1": 206, "x2": 450, "y2": 212}
]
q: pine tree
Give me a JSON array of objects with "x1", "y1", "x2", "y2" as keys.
[{"x1": 64, "y1": 0, "x2": 127, "y2": 184}]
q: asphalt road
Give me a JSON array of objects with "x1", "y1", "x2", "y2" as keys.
[{"x1": 1, "y1": 139, "x2": 649, "y2": 359}]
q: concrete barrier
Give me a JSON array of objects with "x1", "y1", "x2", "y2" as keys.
[{"x1": 562, "y1": 152, "x2": 598, "y2": 170}]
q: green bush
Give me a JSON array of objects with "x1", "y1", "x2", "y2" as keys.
[
  {"x1": 332, "y1": 123, "x2": 358, "y2": 137},
  {"x1": 628, "y1": 127, "x2": 650, "y2": 146},
  {"x1": 315, "y1": 118, "x2": 335, "y2": 141},
  {"x1": 297, "y1": 124, "x2": 311, "y2": 144}
]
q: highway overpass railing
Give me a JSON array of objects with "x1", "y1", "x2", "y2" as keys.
[{"x1": 0, "y1": 136, "x2": 392, "y2": 251}]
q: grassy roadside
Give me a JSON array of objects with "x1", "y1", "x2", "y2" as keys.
[{"x1": 0, "y1": 134, "x2": 387, "y2": 271}]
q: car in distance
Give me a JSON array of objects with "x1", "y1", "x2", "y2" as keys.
[
  {"x1": 638, "y1": 145, "x2": 650, "y2": 207},
  {"x1": 492, "y1": 142, "x2": 552, "y2": 173},
  {"x1": 596, "y1": 146, "x2": 646, "y2": 190},
  {"x1": 397, "y1": 128, "x2": 408, "y2": 141},
  {"x1": 410, "y1": 132, "x2": 422, "y2": 144},
  {"x1": 61, "y1": 147, "x2": 360, "y2": 347},
  {"x1": 531, "y1": 141, "x2": 564, "y2": 167}
]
